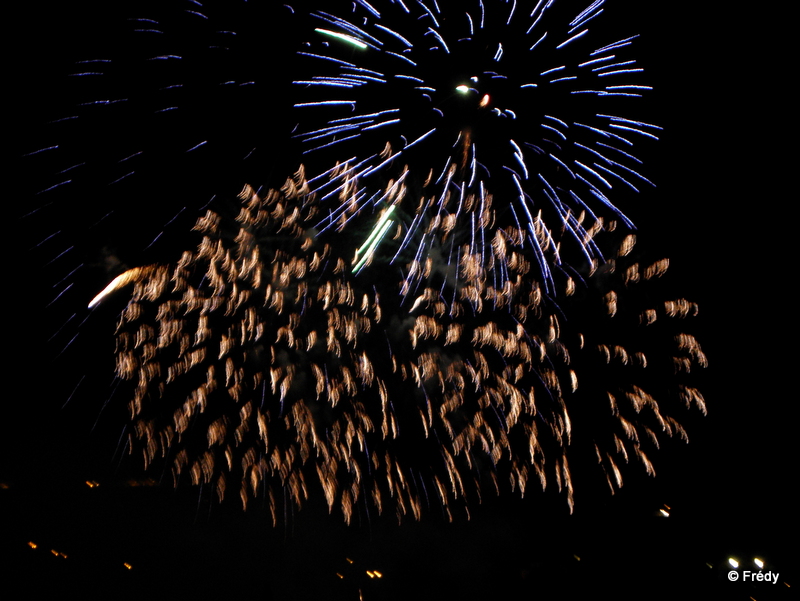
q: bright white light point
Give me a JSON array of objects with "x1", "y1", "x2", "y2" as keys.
[
  {"x1": 315, "y1": 29, "x2": 368, "y2": 49},
  {"x1": 754, "y1": 558, "x2": 764, "y2": 568},
  {"x1": 659, "y1": 509, "x2": 669, "y2": 517},
  {"x1": 479, "y1": 94, "x2": 490, "y2": 108},
  {"x1": 456, "y1": 85, "x2": 470, "y2": 93},
  {"x1": 728, "y1": 558, "x2": 739, "y2": 569},
  {"x1": 470, "y1": 76, "x2": 478, "y2": 83}
]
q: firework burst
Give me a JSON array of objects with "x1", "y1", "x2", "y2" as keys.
[
  {"x1": 294, "y1": 0, "x2": 661, "y2": 295},
  {"x1": 27, "y1": 0, "x2": 706, "y2": 524},
  {"x1": 109, "y1": 167, "x2": 705, "y2": 523}
]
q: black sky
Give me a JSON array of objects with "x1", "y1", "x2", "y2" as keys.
[{"x1": 6, "y1": 2, "x2": 795, "y2": 599}]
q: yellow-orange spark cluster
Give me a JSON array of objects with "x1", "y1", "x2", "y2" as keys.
[{"x1": 108, "y1": 168, "x2": 706, "y2": 523}]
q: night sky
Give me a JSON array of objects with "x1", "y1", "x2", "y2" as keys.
[{"x1": 6, "y1": 2, "x2": 794, "y2": 599}]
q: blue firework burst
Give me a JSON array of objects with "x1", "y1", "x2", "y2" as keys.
[{"x1": 294, "y1": 0, "x2": 661, "y2": 296}]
